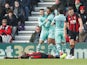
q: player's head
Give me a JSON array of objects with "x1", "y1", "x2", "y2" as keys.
[
  {"x1": 67, "y1": 7, "x2": 74, "y2": 16},
  {"x1": 46, "y1": 7, "x2": 53, "y2": 15},
  {"x1": 39, "y1": 9, "x2": 44, "y2": 16},
  {"x1": 58, "y1": 8, "x2": 64, "y2": 14}
]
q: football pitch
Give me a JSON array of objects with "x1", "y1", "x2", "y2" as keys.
[{"x1": 0, "y1": 59, "x2": 87, "y2": 65}]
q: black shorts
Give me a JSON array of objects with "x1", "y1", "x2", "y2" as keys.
[{"x1": 68, "y1": 30, "x2": 79, "y2": 41}]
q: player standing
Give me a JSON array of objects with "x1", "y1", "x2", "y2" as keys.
[
  {"x1": 36, "y1": 9, "x2": 48, "y2": 52},
  {"x1": 51, "y1": 9, "x2": 66, "y2": 57},
  {"x1": 64, "y1": 7, "x2": 83, "y2": 59},
  {"x1": 45, "y1": 7, "x2": 56, "y2": 55}
]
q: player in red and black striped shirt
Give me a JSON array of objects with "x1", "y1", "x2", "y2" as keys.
[{"x1": 64, "y1": 7, "x2": 83, "y2": 59}]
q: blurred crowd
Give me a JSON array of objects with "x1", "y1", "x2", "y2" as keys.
[{"x1": 0, "y1": 0, "x2": 41, "y2": 43}]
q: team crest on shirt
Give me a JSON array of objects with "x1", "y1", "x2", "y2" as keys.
[
  {"x1": 70, "y1": 20, "x2": 76, "y2": 24},
  {"x1": 69, "y1": 16, "x2": 76, "y2": 24},
  {"x1": 74, "y1": 16, "x2": 76, "y2": 19}
]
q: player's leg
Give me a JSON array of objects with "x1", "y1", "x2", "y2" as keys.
[
  {"x1": 66, "y1": 31, "x2": 76, "y2": 59},
  {"x1": 48, "y1": 38, "x2": 55, "y2": 54},
  {"x1": 36, "y1": 31, "x2": 48, "y2": 52},
  {"x1": 61, "y1": 32, "x2": 66, "y2": 53},
  {"x1": 36, "y1": 40, "x2": 44, "y2": 52},
  {"x1": 55, "y1": 32, "x2": 62, "y2": 56},
  {"x1": 57, "y1": 32, "x2": 67, "y2": 59},
  {"x1": 66, "y1": 35, "x2": 77, "y2": 59},
  {"x1": 70, "y1": 39, "x2": 75, "y2": 55},
  {"x1": 66, "y1": 40, "x2": 75, "y2": 59},
  {"x1": 70, "y1": 32, "x2": 79, "y2": 58},
  {"x1": 48, "y1": 31, "x2": 56, "y2": 55}
]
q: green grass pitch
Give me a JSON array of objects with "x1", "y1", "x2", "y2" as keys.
[{"x1": 0, "y1": 59, "x2": 87, "y2": 65}]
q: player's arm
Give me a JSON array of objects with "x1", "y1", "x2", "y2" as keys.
[
  {"x1": 51, "y1": 17, "x2": 55, "y2": 26},
  {"x1": 64, "y1": 16, "x2": 68, "y2": 38},
  {"x1": 38, "y1": 18, "x2": 46, "y2": 27},
  {"x1": 45, "y1": 19, "x2": 50, "y2": 27},
  {"x1": 64, "y1": 22, "x2": 67, "y2": 38},
  {"x1": 45, "y1": 15, "x2": 54, "y2": 27}
]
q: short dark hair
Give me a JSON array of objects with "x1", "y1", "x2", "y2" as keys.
[
  {"x1": 58, "y1": 8, "x2": 64, "y2": 14},
  {"x1": 67, "y1": 7, "x2": 74, "y2": 11},
  {"x1": 40, "y1": 9, "x2": 44, "y2": 11},
  {"x1": 7, "y1": 9, "x2": 13, "y2": 14},
  {"x1": 47, "y1": 7, "x2": 53, "y2": 12}
]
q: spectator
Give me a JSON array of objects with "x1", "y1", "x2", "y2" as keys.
[
  {"x1": 19, "y1": 0, "x2": 30, "y2": 21},
  {"x1": 74, "y1": 0, "x2": 82, "y2": 13},
  {"x1": 30, "y1": 0, "x2": 41, "y2": 11},
  {"x1": 13, "y1": 0, "x2": 25, "y2": 31},
  {"x1": 0, "y1": 18, "x2": 12, "y2": 43},
  {"x1": 55, "y1": 0, "x2": 60, "y2": 4},
  {"x1": 54, "y1": 0, "x2": 65, "y2": 12},
  {"x1": 66, "y1": 0, "x2": 75, "y2": 7},
  {"x1": 79, "y1": 6, "x2": 87, "y2": 42},
  {"x1": 79, "y1": 6, "x2": 87, "y2": 24},
  {"x1": 6, "y1": 10, "x2": 18, "y2": 40},
  {"x1": 65, "y1": 0, "x2": 76, "y2": 13},
  {"x1": 5, "y1": 0, "x2": 15, "y2": 7},
  {"x1": 4, "y1": 3, "x2": 11, "y2": 16},
  {"x1": 30, "y1": 26, "x2": 41, "y2": 43}
]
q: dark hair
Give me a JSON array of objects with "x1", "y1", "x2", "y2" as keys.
[
  {"x1": 36, "y1": 26, "x2": 41, "y2": 28},
  {"x1": 67, "y1": 7, "x2": 74, "y2": 11},
  {"x1": 14, "y1": 0, "x2": 20, "y2": 5},
  {"x1": 7, "y1": 9, "x2": 13, "y2": 14},
  {"x1": 58, "y1": 8, "x2": 64, "y2": 14},
  {"x1": 47, "y1": 7, "x2": 53, "y2": 12},
  {"x1": 40, "y1": 9, "x2": 44, "y2": 11},
  {"x1": 15, "y1": 0, "x2": 19, "y2": 3}
]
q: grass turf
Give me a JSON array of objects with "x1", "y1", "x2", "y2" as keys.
[{"x1": 0, "y1": 59, "x2": 87, "y2": 65}]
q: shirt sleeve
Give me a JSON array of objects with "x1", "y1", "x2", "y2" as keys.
[
  {"x1": 38, "y1": 18, "x2": 46, "y2": 27},
  {"x1": 52, "y1": 17, "x2": 56, "y2": 24},
  {"x1": 45, "y1": 20, "x2": 51, "y2": 27}
]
